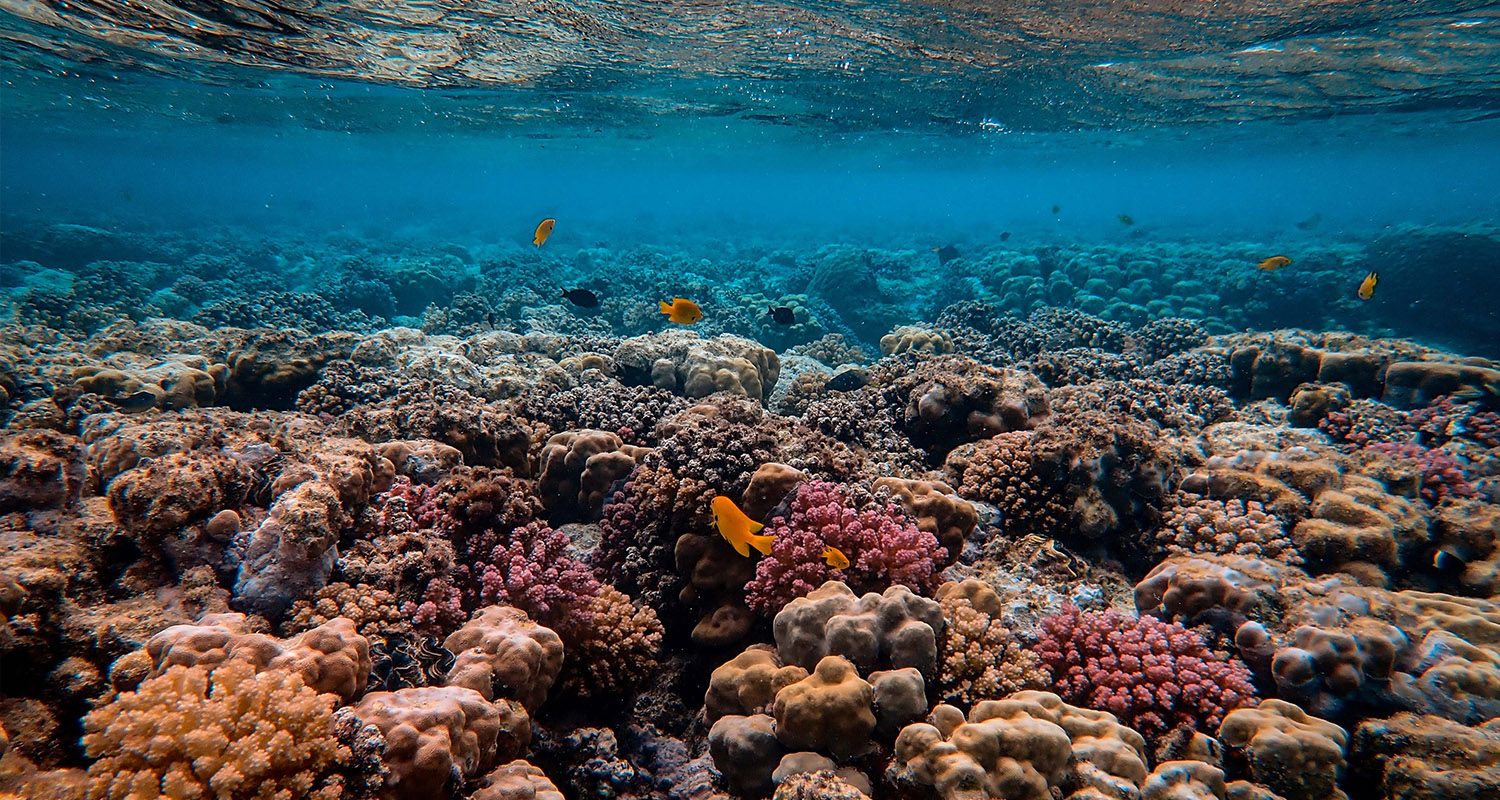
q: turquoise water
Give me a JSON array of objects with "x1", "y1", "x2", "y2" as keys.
[{"x1": 4, "y1": 3, "x2": 1500, "y2": 799}]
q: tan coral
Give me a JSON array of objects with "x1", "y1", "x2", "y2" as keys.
[
  {"x1": 872, "y1": 477, "x2": 977, "y2": 564},
  {"x1": 557, "y1": 585, "x2": 662, "y2": 697},
  {"x1": 0, "y1": 429, "x2": 86, "y2": 513},
  {"x1": 740, "y1": 462, "x2": 807, "y2": 521},
  {"x1": 705, "y1": 644, "x2": 809, "y2": 722},
  {"x1": 880, "y1": 325, "x2": 954, "y2": 357},
  {"x1": 773, "y1": 581, "x2": 945, "y2": 679},
  {"x1": 890, "y1": 691, "x2": 1148, "y2": 800},
  {"x1": 773, "y1": 655, "x2": 877, "y2": 759},
  {"x1": 1350, "y1": 713, "x2": 1500, "y2": 800},
  {"x1": 443, "y1": 606, "x2": 564, "y2": 712},
  {"x1": 935, "y1": 579, "x2": 1047, "y2": 707},
  {"x1": 352, "y1": 686, "x2": 530, "y2": 800},
  {"x1": 1142, "y1": 760, "x2": 1229, "y2": 800},
  {"x1": 536, "y1": 429, "x2": 649, "y2": 520},
  {"x1": 472, "y1": 759, "x2": 565, "y2": 800},
  {"x1": 1218, "y1": 700, "x2": 1348, "y2": 800},
  {"x1": 81, "y1": 662, "x2": 350, "y2": 800},
  {"x1": 144, "y1": 611, "x2": 371, "y2": 702}
]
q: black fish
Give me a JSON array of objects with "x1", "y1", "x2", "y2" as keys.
[
  {"x1": 1000, "y1": 232, "x2": 1012, "y2": 241},
  {"x1": 561, "y1": 288, "x2": 599, "y2": 308},
  {"x1": 767, "y1": 306, "x2": 795, "y2": 325},
  {"x1": 106, "y1": 390, "x2": 159, "y2": 413},
  {"x1": 1296, "y1": 213, "x2": 1323, "y2": 231},
  {"x1": 933, "y1": 244, "x2": 961, "y2": 265},
  {"x1": 1051, "y1": 204, "x2": 1061, "y2": 214},
  {"x1": 1117, "y1": 214, "x2": 1135, "y2": 226},
  {"x1": 826, "y1": 369, "x2": 869, "y2": 392}
]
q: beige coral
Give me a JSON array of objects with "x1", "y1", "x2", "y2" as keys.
[
  {"x1": 144, "y1": 612, "x2": 371, "y2": 702},
  {"x1": 81, "y1": 662, "x2": 350, "y2": 800},
  {"x1": 443, "y1": 605, "x2": 564, "y2": 712},
  {"x1": 773, "y1": 656, "x2": 876, "y2": 759},
  {"x1": 773, "y1": 581, "x2": 945, "y2": 679},
  {"x1": 891, "y1": 691, "x2": 1148, "y2": 800},
  {"x1": 880, "y1": 325, "x2": 954, "y2": 357},
  {"x1": 872, "y1": 477, "x2": 977, "y2": 564},
  {"x1": 535, "y1": 429, "x2": 649, "y2": 520},
  {"x1": 935, "y1": 579, "x2": 1047, "y2": 707},
  {"x1": 472, "y1": 759, "x2": 565, "y2": 800},
  {"x1": 557, "y1": 585, "x2": 663, "y2": 697},
  {"x1": 353, "y1": 686, "x2": 530, "y2": 800},
  {"x1": 705, "y1": 644, "x2": 809, "y2": 722},
  {"x1": 1218, "y1": 700, "x2": 1348, "y2": 800}
]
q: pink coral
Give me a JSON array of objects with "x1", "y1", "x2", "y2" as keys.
[
  {"x1": 745, "y1": 481, "x2": 943, "y2": 614},
  {"x1": 1034, "y1": 605, "x2": 1257, "y2": 741},
  {"x1": 471, "y1": 521, "x2": 600, "y2": 628},
  {"x1": 1366, "y1": 442, "x2": 1478, "y2": 504}
]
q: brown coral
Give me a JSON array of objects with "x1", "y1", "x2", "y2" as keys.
[
  {"x1": 352, "y1": 686, "x2": 530, "y2": 800},
  {"x1": 773, "y1": 655, "x2": 877, "y2": 759},
  {"x1": 144, "y1": 612, "x2": 372, "y2": 702},
  {"x1": 935, "y1": 579, "x2": 1047, "y2": 708},
  {"x1": 536, "y1": 429, "x2": 649, "y2": 521},
  {"x1": 1218, "y1": 700, "x2": 1348, "y2": 800},
  {"x1": 443, "y1": 605, "x2": 563, "y2": 712}
]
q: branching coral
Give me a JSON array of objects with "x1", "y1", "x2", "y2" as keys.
[
  {"x1": 81, "y1": 662, "x2": 352, "y2": 800},
  {"x1": 1035, "y1": 605, "x2": 1258, "y2": 741},
  {"x1": 745, "y1": 481, "x2": 944, "y2": 614},
  {"x1": 1157, "y1": 492, "x2": 1301, "y2": 565},
  {"x1": 935, "y1": 579, "x2": 1047, "y2": 708}
]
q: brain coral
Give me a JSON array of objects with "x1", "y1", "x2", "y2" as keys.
[
  {"x1": 81, "y1": 661, "x2": 351, "y2": 800},
  {"x1": 1035, "y1": 605, "x2": 1258, "y2": 741}
]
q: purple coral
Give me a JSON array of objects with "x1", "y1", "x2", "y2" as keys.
[
  {"x1": 1035, "y1": 605, "x2": 1258, "y2": 740},
  {"x1": 744, "y1": 480, "x2": 942, "y2": 614}
]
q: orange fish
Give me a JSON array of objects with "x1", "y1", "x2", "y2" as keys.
[
  {"x1": 1257, "y1": 256, "x2": 1292, "y2": 272},
  {"x1": 1357, "y1": 271, "x2": 1379, "y2": 300},
  {"x1": 712, "y1": 496, "x2": 774, "y2": 557},
  {"x1": 660, "y1": 297, "x2": 703, "y2": 324},
  {"x1": 822, "y1": 545, "x2": 850, "y2": 570},
  {"x1": 533, "y1": 218, "x2": 555, "y2": 247}
]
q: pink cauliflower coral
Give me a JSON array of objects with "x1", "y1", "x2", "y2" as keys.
[
  {"x1": 1035, "y1": 605, "x2": 1257, "y2": 740},
  {"x1": 744, "y1": 481, "x2": 942, "y2": 614},
  {"x1": 1367, "y1": 442, "x2": 1478, "y2": 504}
]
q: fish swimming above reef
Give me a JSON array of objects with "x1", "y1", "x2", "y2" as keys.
[
  {"x1": 1000, "y1": 232, "x2": 1012, "y2": 241},
  {"x1": 1117, "y1": 214, "x2": 1135, "y2": 226},
  {"x1": 1296, "y1": 213, "x2": 1323, "y2": 230},
  {"x1": 1051, "y1": 204, "x2": 1061, "y2": 214},
  {"x1": 560, "y1": 288, "x2": 599, "y2": 308},
  {"x1": 1257, "y1": 256, "x2": 1292, "y2": 272},
  {"x1": 533, "y1": 218, "x2": 556, "y2": 247},
  {"x1": 767, "y1": 306, "x2": 795, "y2": 325},
  {"x1": 712, "y1": 496, "x2": 774, "y2": 557},
  {"x1": 1358, "y1": 271, "x2": 1379, "y2": 300},
  {"x1": 822, "y1": 544, "x2": 850, "y2": 570},
  {"x1": 660, "y1": 297, "x2": 703, "y2": 324},
  {"x1": 826, "y1": 369, "x2": 869, "y2": 392},
  {"x1": 933, "y1": 244, "x2": 961, "y2": 265}
]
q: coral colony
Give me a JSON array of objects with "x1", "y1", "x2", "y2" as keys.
[{"x1": 2, "y1": 226, "x2": 1500, "y2": 800}]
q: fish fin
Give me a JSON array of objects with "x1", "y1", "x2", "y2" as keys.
[
  {"x1": 659, "y1": 300, "x2": 672, "y2": 313},
  {"x1": 748, "y1": 532, "x2": 775, "y2": 556},
  {"x1": 748, "y1": 519, "x2": 764, "y2": 534},
  {"x1": 728, "y1": 532, "x2": 750, "y2": 558}
]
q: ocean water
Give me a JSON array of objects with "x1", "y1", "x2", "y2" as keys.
[{"x1": 3, "y1": 3, "x2": 1500, "y2": 800}]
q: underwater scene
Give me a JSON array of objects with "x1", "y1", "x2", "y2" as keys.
[{"x1": 3, "y1": 1, "x2": 1500, "y2": 799}]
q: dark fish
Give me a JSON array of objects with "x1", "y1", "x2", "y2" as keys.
[
  {"x1": 106, "y1": 390, "x2": 159, "y2": 413},
  {"x1": 1117, "y1": 214, "x2": 1135, "y2": 226},
  {"x1": 1296, "y1": 213, "x2": 1322, "y2": 231},
  {"x1": 767, "y1": 306, "x2": 795, "y2": 325},
  {"x1": 1000, "y1": 232, "x2": 1012, "y2": 241},
  {"x1": 561, "y1": 288, "x2": 599, "y2": 308},
  {"x1": 1434, "y1": 548, "x2": 1467, "y2": 573},
  {"x1": 826, "y1": 369, "x2": 869, "y2": 392},
  {"x1": 1051, "y1": 204, "x2": 1061, "y2": 214},
  {"x1": 933, "y1": 244, "x2": 961, "y2": 265}
]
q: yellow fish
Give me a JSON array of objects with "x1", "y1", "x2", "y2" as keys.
[
  {"x1": 660, "y1": 297, "x2": 704, "y2": 324},
  {"x1": 712, "y1": 496, "x2": 773, "y2": 557},
  {"x1": 1357, "y1": 271, "x2": 1379, "y2": 300},
  {"x1": 533, "y1": 218, "x2": 555, "y2": 247},
  {"x1": 1257, "y1": 255, "x2": 1292, "y2": 272},
  {"x1": 822, "y1": 545, "x2": 850, "y2": 570}
]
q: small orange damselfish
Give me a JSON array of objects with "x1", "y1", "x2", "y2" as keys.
[
  {"x1": 533, "y1": 218, "x2": 556, "y2": 247},
  {"x1": 1257, "y1": 255, "x2": 1292, "y2": 272},
  {"x1": 660, "y1": 297, "x2": 703, "y2": 324},
  {"x1": 1357, "y1": 271, "x2": 1379, "y2": 300},
  {"x1": 822, "y1": 545, "x2": 850, "y2": 570},
  {"x1": 712, "y1": 496, "x2": 774, "y2": 557}
]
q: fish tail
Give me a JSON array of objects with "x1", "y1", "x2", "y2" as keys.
[
  {"x1": 749, "y1": 533, "x2": 775, "y2": 555},
  {"x1": 659, "y1": 300, "x2": 672, "y2": 313}
]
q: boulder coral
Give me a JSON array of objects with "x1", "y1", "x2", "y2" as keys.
[
  {"x1": 442, "y1": 605, "x2": 564, "y2": 712},
  {"x1": 772, "y1": 580, "x2": 945, "y2": 678},
  {"x1": 889, "y1": 691, "x2": 1149, "y2": 800},
  {"x1": 352, "y1": 685, "x2": 530, "y2": 800},
  {"x1": 1219, "y1": 699, "x2": 1348, "y2": 800}
]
